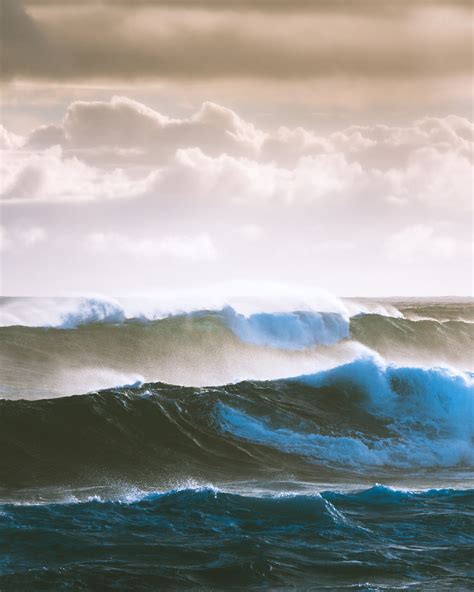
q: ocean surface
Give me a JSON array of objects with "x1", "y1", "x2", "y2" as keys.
[{"x1": 0, "y1": 296, "x2": 473, "y2": 590}]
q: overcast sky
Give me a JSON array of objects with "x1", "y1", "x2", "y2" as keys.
[{"x1": 0, "y1": 0, "x2": 472, "y2": 296}]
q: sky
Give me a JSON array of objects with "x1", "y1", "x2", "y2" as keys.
[{"x1": 0, "y1": 0, "x2": 472, "y2": 297}]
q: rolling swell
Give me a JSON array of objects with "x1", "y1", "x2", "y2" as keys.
[{"x1": 1, "y1": 359, "x2": 472, "y2": 490}]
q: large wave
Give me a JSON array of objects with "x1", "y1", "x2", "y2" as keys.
[
  {"x1": 0, "y1": 288, "x2": 350, "y2": 329},
  {"x1": 220, "y1": 358, "x2": 473, "y2": 470},
  {"x1": 1, "y1": 358, "x2": 472, "y2": 491},
  {"x1": 1, "y1": 298, "x2": 472, "y2": 399},
  {"x1": 0, "y1": 308, "x2": 364, "y2": 399}
]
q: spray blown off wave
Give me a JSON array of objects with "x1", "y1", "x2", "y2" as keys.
[
  {"x1": 0, "y1": 308, "x2": 359, "y2": 399},
  {"x1": 1, "y1": 297, "x2": 473, "y2": 399}
]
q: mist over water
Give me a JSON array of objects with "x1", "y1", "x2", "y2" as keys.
[{"x1": 0, "y1": 296, "x2": 472, "y2": 399}]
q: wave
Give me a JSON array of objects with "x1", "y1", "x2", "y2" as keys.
[
  {"x1": 1, "y1": 300, "x2": 472, "y2": 399},
  {"x1": 3, "y1": 481, "x2": 472, "y2": 507},
  {"x1": 351, "y1": 313, "x2": 474, "y2": 368},
  {"x1": 2, "y1": 296, "x2": 472, "y2": 329},
  {"x1": 1, "y1": 358, "x2": 472, "y2": 490},
  {"x1": 0, "y1": 308, "x2": 364, "y2": 398},
  {"x1": 0, "y1": 288, "x2": 351, "y2": 328},
  {"x1": 1, "y1": 485, "x2": 473, "y2": 590},
  {"x1": 221, "y1": 358, "x2": 473, "y2": 470},
  {"x1": 0, "y1": 296, "x2": 127, "y2": 329},
  {"x1": 222, "y1": 306, "x2": 349, "y2": 349},
  {"x1": 394, "y1": 298, "x2": 474, "y2": 323}
]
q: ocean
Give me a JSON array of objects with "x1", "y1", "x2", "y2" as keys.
[{"x1": 0, "y1": 296, "x2": 473, "y2": 590}]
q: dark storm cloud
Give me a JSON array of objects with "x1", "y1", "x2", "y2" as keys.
[{"x1": 1, "y1": 0, "x2": 472, "y2": 81}]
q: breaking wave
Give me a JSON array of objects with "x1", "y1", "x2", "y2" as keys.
[
  {"x1": 0, "y1": 296, "x2": 472, "y2": 399},
  {"x1": 1, "y1": 358, "x2": 472, "y2": 491}
]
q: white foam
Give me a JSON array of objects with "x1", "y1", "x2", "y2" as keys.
[
  {"x1": 219, "y1": 357, "x2": 474, "y2": 469},
  {"x1": 223, "y1": 306, "x2": 349, "y2": 350},
  {"x1": 0, "y1": 283, "x2": 350, "y2": 328},
  {"x1": 344, "y1": 299, "x2": 404, "y2": 319},
  {"x1": 0, "y1": 296, "x2": 125, "y2": 328}
]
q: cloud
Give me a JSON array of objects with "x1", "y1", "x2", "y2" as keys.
[
  {"x1": 18, "y1": 226, "x2": 47, "y2": 246},
  {"x1": 157, "y1": 147, "x2": 364, "y2": 205},
  {"x1": 377, "y1": 147, "x2": 473, "y2": 210},
  {"x1": 22, "y1": 96, "x2": 474, "y2": 167},
  {"x1": 0, "y1": 225, "x2": 47, "y2": 251},
  {"x1": 1, "y1": 145, "x2": 158, "y2": 202},
  {"x1": 2, "y1": 0, "x2": 472, "y2": 82},
  {"x1": 1, "y1": 98, "x2": 472, "y2": 217},
  {"x1": 51, "y1": 96, "x2": 262, "y2": 161},
  {"x1": 18, "y1": 1, "x2": 474, "y2": 9},
  {"x1": 238, "y1": 223, "x2": 264, "y2": 241},
  {"x1": 87, "y1": 231, "x2": 218, "y2": 261},
  {"x1": 0, "y1": 125, "x2": 24, "y2": 150},
  {"x1": 385, "y1": 224, "x2": 457, "y2": 263},
  {"x1": 0, "y1": 226, "x2": 11, "y2": 253},
  {"x1": 1, "y1": 98, "x2": 471, "y2": 296}
]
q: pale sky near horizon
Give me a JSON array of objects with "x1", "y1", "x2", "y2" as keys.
[{"x1": 0, "y1": 0, "x2": 473, "y2": 297}]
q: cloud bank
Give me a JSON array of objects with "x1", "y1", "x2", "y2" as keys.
[
  {"x1": 2, "y1": 0, "x2": 472, "y2": 83},
  {"x1": 3, "y1": 97, "x2": 472, "y2": 208},
  {"x1": 0, "y1": 97, "x2": 472, "y2": 295}
]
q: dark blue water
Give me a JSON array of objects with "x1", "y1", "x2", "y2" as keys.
[{"x1": 1, "y1": 486, "x2": 473, "y2": 590}]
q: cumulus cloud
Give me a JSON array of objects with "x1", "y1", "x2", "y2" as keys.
[
  {"x1": 1, "y1": 145, "x2": 158, "y2": 202},
  {"x1": 1, "y1": 98, "x2": 472, "y2": 214},
  {"x1": 18, "y1": 96, "x2": 474, "y2": 170},
  {"x1": 2, "y1": 0, "x2": 472, "y2": 83},
  {"x1": 157, "y1": 148, "x2": 365, "y2": 205},
  {"x1": 50, "y1": 97, "x2": 262, "y2": 162}
]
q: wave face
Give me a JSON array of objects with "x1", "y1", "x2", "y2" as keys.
[
  {"x1": 1, "y1": 296, "x2": 473, "y2": 590},
  {"x1": 1, "y1": 359, "x2": 472, "y2": 490},
  {"x1": 1, "y1": 486, "x2": 473, "y2": 590}
]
